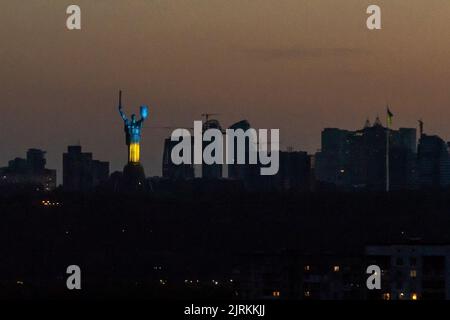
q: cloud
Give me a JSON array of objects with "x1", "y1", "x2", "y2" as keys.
[{"x1": 243, "y1": 46, "x2": 369, "y2": 60}]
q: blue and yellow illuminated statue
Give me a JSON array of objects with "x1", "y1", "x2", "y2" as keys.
[{"x1": 118, "y1": 90, "x2": 149, "y2": 164}]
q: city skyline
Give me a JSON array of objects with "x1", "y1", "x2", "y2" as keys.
[
  {"x1": 5, "y1": 1, "x2": 450, "y2": 307},
  {"x1": 3, "y1": 112, "x2": 448, "y2": 191},
  {"x1": 2, "y1": 0, "x2": 450, "y2": 178},
  {"x1": 0, "y1": 105, "x2": 445, "y2": 185}
]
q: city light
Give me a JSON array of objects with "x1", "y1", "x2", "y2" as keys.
[{"x1": 41, "y1": 200, "x2": 61, "y2": 207}]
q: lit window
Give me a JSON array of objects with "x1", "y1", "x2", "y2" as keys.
[
  {"x1": 382, "y1": 293, "x2": 391, "y2": 300},
  {"x1": 304, "y1": 265, "x2": 311, "y2": 272},
  {"x1": 410, "y1": 270, "x2": 417, "y2": 278},
  {"x1": 333, "y1": 266, "x2": 340, "y2": 272},
  {"x1": 272, "y1": 291, "x2": 280, "y2": 297},
  {"x1": 411, "y1": 293, "x2": 418, "y2": 300}
]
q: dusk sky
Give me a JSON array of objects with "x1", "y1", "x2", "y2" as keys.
[{"x1": 2, "y1": 0, "x2": 450, "y2": 181}]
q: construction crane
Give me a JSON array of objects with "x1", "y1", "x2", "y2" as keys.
[
  {"x1": 147, "y1": 126, "x2": 193, "y2": 130},
  {"x1": 201, "y1": 113, "x2": 220, "y2": 122}
]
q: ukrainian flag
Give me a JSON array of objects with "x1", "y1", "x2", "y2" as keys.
[{"x1": 387, "y1": 107, "x2": 394, "y2": 127}]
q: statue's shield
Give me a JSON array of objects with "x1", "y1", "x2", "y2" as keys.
[{"x1": 140, "y1": 105, "x2": 149, "y2": 119}]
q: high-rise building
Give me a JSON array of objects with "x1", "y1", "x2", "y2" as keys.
[
  {"x1": 162, "y1": 137, "x2": 194, "y2": 180},
  {"x1": 417, "y1": 134, "x2": 450, "y2": 188},
  {"x1": 276, "y1": 151, "x2": 311, "y2": 191},
  {"x1": 395, "y1": 128, "x2": 417, "y2": 153},
  {"x1": 63, "y1": 145, "x2": 109, "y2": 191},
  {"x1": 227, "y1": 120, "x2": 260, "y2": 188},
  {"x1": 315, "y1": 119, "x2": 417, "y2": 190},
  {"x1": 315, "y1": 128, "x2": 351, "y2": 186},
  {"x1": 202, "y1": 119, "x2": 223, "y2": 179},
  {"x1": 93, "y1": 160, "x2": 110, "y2": 187},
  {"x1": 0, "y1": 149, "x2": 56, "y2": 191},
  {"x1": 348, "y1": 120, "x2": 388, "y2": 190},
  {"x1": 26, "y1": 148, "x2": 47, "y2": 172}
]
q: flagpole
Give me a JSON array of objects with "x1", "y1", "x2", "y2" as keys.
[{"x1": 386, "y1": 108, "x2": 390, "y2": 192}]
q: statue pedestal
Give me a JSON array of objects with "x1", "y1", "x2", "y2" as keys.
[{"x1": 123, "y1": 163, "x2": 146, "y2": 190}]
